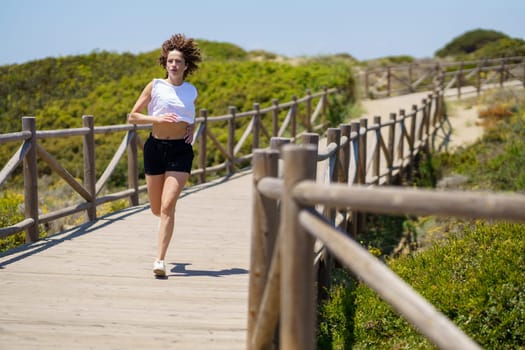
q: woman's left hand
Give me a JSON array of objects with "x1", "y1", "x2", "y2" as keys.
[{"x1": 184, "y1": 124, "x2": 195, "y2": 144}]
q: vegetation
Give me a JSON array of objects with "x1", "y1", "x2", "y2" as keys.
[
  {"x1": 472, "y1": 37, "x2": 525, "y2": 60},
  {"x1": 0, "y1": 191, "x2": 27, "y2": 251},
  {"x1": 362, "y1": 55, "x2": 415, "y2": 68},
  {"x1": 317, "y1": 88, "x2": 525, "y2": 349},
  {"x1": 349, "y1": 220, "x2": 525, "y2": 349},
  {"x1": 435, "y1": 28, "x2": 525, "y2": 60}
]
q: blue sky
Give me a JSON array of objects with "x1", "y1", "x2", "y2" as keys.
[{"x1": 1, "y1": 0, "x2": 524, "y2": 66}]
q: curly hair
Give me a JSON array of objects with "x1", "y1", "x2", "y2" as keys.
[{"x1": 158, "y1": 33, "x2": 202, "y2": 79}]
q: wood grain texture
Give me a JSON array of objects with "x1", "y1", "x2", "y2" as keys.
[{"x1": 0, "y1": 170, "x2": 253, "y2": 350}]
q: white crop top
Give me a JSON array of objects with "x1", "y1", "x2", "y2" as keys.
[{"x1": 147, "y1": 79, "x2": 197, "y2": 124}]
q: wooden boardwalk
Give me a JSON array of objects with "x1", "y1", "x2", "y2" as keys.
[{"x1": 0, "y1": 170, "x2": 253, "y2": 350}]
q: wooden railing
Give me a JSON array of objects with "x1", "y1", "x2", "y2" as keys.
[
  {"x1": 247, "y1": 87, "x2": 525, "y2": 349},
  {"x1": 360, "y1": 56, "x2": 525, "y2": 99},
  {"x1": 0, "y1": 88, "x2": 337, "y2": 242}
]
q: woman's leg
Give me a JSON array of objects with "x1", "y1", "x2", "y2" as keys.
[
  {"x1": 146, "y1": 174, "x2": 165, "y2": 217},
  {"x1": 156, "y1": 171, "x2": 189, "y2": 261}
]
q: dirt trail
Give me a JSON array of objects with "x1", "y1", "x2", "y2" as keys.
[{"x1": 360, "y1": 84, "x2": 523, "y2": 151}]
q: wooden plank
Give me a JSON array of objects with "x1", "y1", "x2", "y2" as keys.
[{"x1": 0, "y1": 170, "x2": 253, "y2": 350}]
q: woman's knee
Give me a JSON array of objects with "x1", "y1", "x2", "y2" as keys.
[
  {"x1": 150, "y1": 207, "x2": 161, "y2": 217},
  {"x1": 160, "y1": 205, "x2": 176, "y2": 218}
]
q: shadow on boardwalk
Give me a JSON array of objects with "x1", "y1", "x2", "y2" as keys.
[
  {"x1": 169, "y1": 262, "x2": 248, "y2": 278},
  {"x1": 0, "y1": 205, "x2": 149, "y2": 268}
]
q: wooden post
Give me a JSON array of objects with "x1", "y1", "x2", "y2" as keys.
[
  {"x1": 253, "y1": 103, "x2": 261, "y2": 151},
  {"x1": 228, "y1": 106, "x2": 236, "y2": 175},
  {"x1": 437, "y1": 91, "x2": 444, "y2": 126},
  {"x1": 388, "y1": 113, "x2": 396, "y2": 185},
  {"x1": 338, "y1": 123, "x2": 351, "y2": 239},
  {"x1": 321, "y1": 87, "x2": 328, "y2": 125},
  {"x1": 306, "y1": 90, "x2": 312, "y2": 132},
  {"x1": 247, "y1": 149, "x2": 279, "y2": 349},
  {"x1": 198, "y1": 109, "x2": 208, "y2": 184},
  {"x1": 358, "y1": 118, "x2": 368, "y2": 186},
  {"x1": 280, "y1": 144, "x2": 317, "y2": 350},
  {"x1": 373, "y1": 116, "x2": 381, "y2": 184},
  {"x1": 82, "y1": 115, "x2": 96, "y2": 221},
  {"x1": 339, "y1": 124, "x2": 351, "y2": 185},
  {"x1": 432, "y1": 92, "x2": 440, "y2": 128},
  {"x1": 325, "y1": 128, "x2": 341, "y2": 217},
  {"x1": 319, "y1": 128, "x2": 341, "y2": 302},
  {"x1": 270, "y1": 137, "x2": 291, "y2": 179},
  {"x1": 127, "y1": 126, "x2": 139, "y2": 206},
  {"x1": 422, "y1": 98, "x2": 430, "y2": 152},
  {"x1": 350, "y1": 122, "x2": 360, "y2": 237},
  {"x1": 291, "y1": 96, "x2": 297, "y2": 139},
  {"x1": 262, "y1": 151, "x2": 280, "y2": 271},
  {"x1": 22, "y1": 117, "x2": 39, "y2": 242},
  {"x1": 270, "y1": 137, "x2": 291, "y2": 151},
  {"x1": 423, "y1": 95, "x2": 432, "y2": 143},
  {"x1": 457, "y1": 62, "x2": 463, "y2": 99},
  {"x1": 411, "y1": 104, "x2": 418, "y2": 150},
  {"x1": 350, "y1": 122, "x2": 360, "y2": 184},
  {"x1": 408, "y1": 105, "x2": 418, "y2": 182},
  {"x1": 272, "y1": 99, "x2": 279, "y2": 137},
  {"x1": 301, "y1": 133, "x2": 319, "y2": 152},
  {"x1": 397, "y1": 109, "x2": 406, "y2": 180},
  {"x1": 358, "y1": 118, "x2": 367, "y2": 232}
]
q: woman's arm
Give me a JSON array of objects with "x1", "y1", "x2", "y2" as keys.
[{"x1": 128, "y1": 82, "x2": 156, "y2": 125}]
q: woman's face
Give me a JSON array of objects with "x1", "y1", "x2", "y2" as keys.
[{"x1": 166, "y1": 49, "x2": 186, "y2": 79}]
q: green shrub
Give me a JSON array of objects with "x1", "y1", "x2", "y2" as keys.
[
  {"x1": 0, "y1": 190, "x2": 26, "y2": 251},
  {"x1": 472, "y1": 37, "x2": 525, "y2": 60},
  {"x1": 318, "y1": 270, "x2": 357, "y2": 349},
  {"x1": 435, "y1": 29, "x2": 509, "y2": 58},
  {"x1": 352, "y1": 220, "x2": 525, "y2": 349}
]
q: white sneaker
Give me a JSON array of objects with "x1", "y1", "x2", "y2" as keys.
[{"x1": 153, "y1": 259, "x2": 166, "y2": 277}]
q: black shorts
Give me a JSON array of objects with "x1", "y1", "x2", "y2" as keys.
[{"x1": 143, "y1": 135, "x2": 194, "y2": 175}]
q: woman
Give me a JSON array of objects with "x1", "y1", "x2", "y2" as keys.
[{"x1": 128, "y1": 33, "x2": 202, "y2": 277}]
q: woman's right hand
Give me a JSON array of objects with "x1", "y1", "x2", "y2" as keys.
[{"x1": 157, "y1": 113, "x2": 181, "y2": 124}]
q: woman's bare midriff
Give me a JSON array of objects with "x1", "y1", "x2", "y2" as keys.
[{"x1": 151, "y1": 121, "x2": 189, "y2": 140}]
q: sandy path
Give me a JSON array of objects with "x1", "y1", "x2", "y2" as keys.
[{"x1": 360, "y1": 88, "x2": 497, "y2": 151}]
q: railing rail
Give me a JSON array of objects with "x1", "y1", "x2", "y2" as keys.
[
  {"x1": 360, "y1": 56, "x2": 525, "y2": 98},
  {"x1": 0, "y1": 88, "x2": 337, "y2": 242},
  {"x1": 244, "y1": 83, "x2": 523, "y2": 348}
]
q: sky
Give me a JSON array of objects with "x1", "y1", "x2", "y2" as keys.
[{"x1": 1, "y1": 0, "x2": 524, "y2": 66}]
